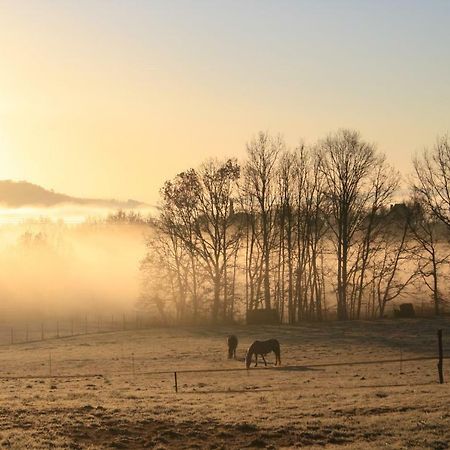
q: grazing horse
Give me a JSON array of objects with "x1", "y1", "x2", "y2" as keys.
[
  {"x1": 245, "y1": 339, "x2": 281, "y2": 369},
  {"x1": 227, "y1": 335, "x2": 238, "y2": 359}
]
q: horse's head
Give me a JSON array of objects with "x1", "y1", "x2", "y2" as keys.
[
  {"x1": 245, "y1": 350, "x2": 253, "y2": 369},
  {"x1": 245, "y1": 342, "x2": 256, "y2": 369}
]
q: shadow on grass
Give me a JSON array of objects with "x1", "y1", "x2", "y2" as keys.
[{"x1": 275, "y1": 365, "x2": 324, "y2": 372}]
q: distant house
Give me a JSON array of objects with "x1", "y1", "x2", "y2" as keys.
[{"x1": 388, "y1": 203, "x2": 411, "y2": 221}]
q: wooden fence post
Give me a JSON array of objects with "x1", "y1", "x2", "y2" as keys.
[
  {"x1": 438, "y1": 329, "x2": 444, "y2": 384},
  {"x1": 174, "y1": 372, "x2": 178, "y2": 393}
]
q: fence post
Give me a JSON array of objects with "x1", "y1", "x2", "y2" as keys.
[
  {"x1": 438, "y1": 329, "x2": 444, "y2": 384},
  {"x1": 174, "y1": 371, "x2": 178, "y2": 393}
]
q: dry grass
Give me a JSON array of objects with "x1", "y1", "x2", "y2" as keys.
[{"x1": 0, "y1": 318, "x2": 449, "y2": 449}]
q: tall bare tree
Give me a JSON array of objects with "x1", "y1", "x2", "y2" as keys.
[
  {"x1": 408, "y1": 200, "x2": 449, "y2": 315},
  {"x1": 412, "y1": 135, "x2": 450, "y2": 315},
  {"x1": 369, "y1": 208, "x2": 417, "y2": 318},
  {"x1": 318, "y1": 129, "x2": 379, "y2": 320},
  {"x1": 159, "y1": 170, "x2": 203, "y2": 321},
  {"x1": 349, "y1": 160, "x2": 399, "y2": 319},
  {"x1": 244, "y1": 132, "x2": 283, "y2": 310},
  {"x1": 413, "y1": 135, "x2": 450, "y2": 228},
  {"x1": 196, "y1": 159, "x2": 241, "y2": 322}
]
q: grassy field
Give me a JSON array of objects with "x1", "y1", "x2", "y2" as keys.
[{"x1": 0, "y1": 318, "x2": 449, "y2": 449}]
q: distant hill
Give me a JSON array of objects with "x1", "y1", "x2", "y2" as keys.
[{"x1": 0, "y1": 180, "x2": 146, "y2": 209}]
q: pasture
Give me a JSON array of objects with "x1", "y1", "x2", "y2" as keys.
[{"x1": 0, "y1": 318, "x2": 449, "y2": 449}]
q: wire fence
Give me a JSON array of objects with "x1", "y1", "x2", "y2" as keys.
[
  {"x1": 0, "y1": 351, "x2": 446, "y2": 389},
  {"x1": 0, "y1": 313, "x2": 154, "y2": 346}
]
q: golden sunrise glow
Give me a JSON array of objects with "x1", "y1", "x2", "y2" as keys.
[
  {"x1": 0, "y1": 3, "x2": 450, "y2": 447},
  {"x1": 0, "y1": 2, "x2": 449, "y2": 205}
]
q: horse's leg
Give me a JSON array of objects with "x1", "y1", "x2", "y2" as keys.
[
  {"x1": 262, "y1": 354, "x2": 267, "y2": 366},
  {"x1": 254, "y1": 354, "x2": 258, "y2": 367}
]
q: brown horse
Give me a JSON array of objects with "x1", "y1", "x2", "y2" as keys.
[
  {"x1": 227, "y1": 335, "x2": 238, "y2": 359},
  {"x1": 245, "y1": 339, "x2": 281, "y2": 368}
]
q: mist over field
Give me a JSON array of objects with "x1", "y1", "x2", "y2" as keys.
[
  {"x1": 0, "y1": 202, "x2": 447, "y2": 327},
  {"x1": 0, "y1": 207, "x2": 153, "y2": 321},
  {"x1": 0, "y1": 203, "x2": 156, "y2": 224}
]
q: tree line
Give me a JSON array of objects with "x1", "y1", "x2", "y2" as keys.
[{"x1": 139, "y1": 129, "x2": 450, "y2": 323}]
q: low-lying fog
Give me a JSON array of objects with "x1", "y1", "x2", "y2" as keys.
[{"x1": 0, "y1": 205, "x2": 153, "y2": 322}]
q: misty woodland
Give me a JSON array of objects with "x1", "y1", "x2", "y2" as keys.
[{"x1": 139, "y1": 129, "x2": 450, "y2": 324}]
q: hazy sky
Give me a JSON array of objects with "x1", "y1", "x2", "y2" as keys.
[{"x1": 0, "y1": 0, "x2": 449, "y2": 204}]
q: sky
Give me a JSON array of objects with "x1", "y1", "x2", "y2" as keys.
[{"x1": 0, "y1": 0, "x2": 449, "y2": 204}]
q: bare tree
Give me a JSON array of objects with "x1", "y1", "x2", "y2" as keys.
[
  {"x1": 244, "y1": 132, "x2": 283, "y2": 310},
  {"x1": 349, "y1": 161, "x2": 399, "y2": 319},
  {"x1": 159, "y1": 161, "x2": 241, "y2": 323},
  {"x1": 292, "y1": 147, "x2": 327, "y2": 322},
  {"x1": 408, "y1": 200, "x2": 449, "y2": 315},
  {"x1": 140, "y1": 231, "x2": 188, "y2": 323},
  {"x1": 411, "y1": 135, "x2": 450, "y2": 315},
  {"x1": 196, "y1": 159, "x2": 241, "y2": 322},
  {"x1": 276, "y1": 148, "x2": 298, "y2": 322},
  {"x1": 413, "y1": 135, "x2": 450, "y2": 228},
  {"x1": 317, "y1": 129, "x2": 380, "y2": 320},
  {"x1": 160, "y1": 169, "x2": 203, "y2": 322},
  {"x1": 369, "y1": 209, "x2": 418, "y2": 318}
]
